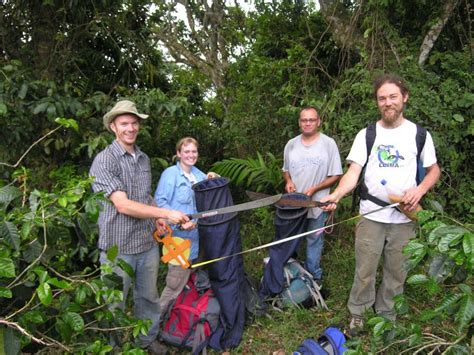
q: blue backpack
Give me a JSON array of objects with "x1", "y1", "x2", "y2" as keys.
[{"x1": 293, "y1": 326, "x2": 347, "y2": 355}]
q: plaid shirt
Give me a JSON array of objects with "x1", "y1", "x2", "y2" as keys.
[{"x1": 90, "y1": 140, "x2": 155, "y2": 254}]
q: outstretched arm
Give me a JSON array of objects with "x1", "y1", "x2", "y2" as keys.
[
  {"x1": 110, "y1": 191, "x2": 189, "y2": 225},
  {"x1": 320, "y1": 163, "x2": 363, "y2": 211}
]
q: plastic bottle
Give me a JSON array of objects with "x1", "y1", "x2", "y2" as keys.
[{"x1": 380, "y1": 179, "x2": 422, "y2": 220}]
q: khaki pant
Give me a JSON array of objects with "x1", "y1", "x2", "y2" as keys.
[
  {"x1": 160, "y1": 264, "x2": 192, "y2": 318},
  {"x1": 347, "y1": 217, "x2": 416, "y2": 320}
]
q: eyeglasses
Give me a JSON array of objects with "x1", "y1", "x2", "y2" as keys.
[{"x1": 299, "y1": 118, "x2": 318, "y2": 123}]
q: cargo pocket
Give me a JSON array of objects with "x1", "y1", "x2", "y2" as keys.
[{"x1": 165, "y1": 266, "x2": 187, "y2": 290}]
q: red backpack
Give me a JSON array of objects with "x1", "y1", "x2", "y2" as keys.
[{"x1": 161, "y1": 272, "x2": 220, "y2": 354}]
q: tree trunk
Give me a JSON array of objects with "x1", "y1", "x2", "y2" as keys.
[
  {"x1": 152, "y1": 0, "x2": 234, "y2": 91},
  {"x1": 418, "y1": 0, "x2": 460, "y2": 67}
]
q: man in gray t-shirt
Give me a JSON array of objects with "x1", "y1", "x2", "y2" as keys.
[{"x1": 282, "y1": 106, "x2": 343, "y2": 282}]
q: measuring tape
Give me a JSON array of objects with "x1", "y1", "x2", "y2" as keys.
[{"x1": 191, "y1": 202, "x2": 400, "y2": 268}]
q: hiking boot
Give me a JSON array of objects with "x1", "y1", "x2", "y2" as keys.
[
  {"x1": 146, "y1": 340, "x2": 168, "y2": 355},
  {"x1": 349, "y1": 316, "x2": 364, "y2": 336}
]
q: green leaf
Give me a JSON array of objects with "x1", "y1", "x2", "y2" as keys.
[
  {"x1": 75, "y1": 286, "x2": 89, "y2": 304},
  {"x1": 23, "y1": 239, "x2": 42, "y2": 263},
  {"x1": 407, "y1": 274, "x2": 428, "y2": 284},
  {"x1": 21, "y1": 221, "x2": 33, "y2": 240},
  {"x1": 37, "y1": 282, "x2": 53, "y2": 306},
  {"x1": 18, "y1": 83, "x2": 28, "y2": 99},
  {"x1": 63, "y1": 311, "x2": 84, "y2": 332},
  {"x1": 454, "y1": 294, "x2": 473, "y2": 330},
  {"x1": 403, "y1": 241, "x2": 425, "y2": 255},
  {"x1": 58, "y1": 196, "x2": 68, "y2": 207},
  {"x1": 55, "y1": 318, "x2": 72, "y2": 343},
  {"x1": 427, "y1": 223, "x2": 448, "y2": 243},
  {"x1": 47, "y1": 277, "x2": 71, "y2": 289},
  {"x1": 420, "y1": 309, "x2": 439, "y2": 321},
  {"x1": 23, "y1": 310, "x2": 46, "y2": 324},
  {"x1": 393, "y1": 294, "x2": 408, "y2": 314},
  {"x1": 452, "y1": 113, "x2": 464, "y2": 122},
  {"x1": 2, "y1": 327, "x2": 21, "y2": 355},
  {"x1": 33, "y1": 102, "x2": 49, "y2": 114},
  {"x1": 0, "y1": 102, "x2": 8, "y2": 116},
  {"x1": 462, "y1": 232, "x2": 474, "y2": 266},
  {"x1": 438, "y1": 229, "x2": 465, "y2": 252},
  {"x1": 372, "y1": 319, "x2": 386, "y2": 337},
  {"x1": 417, "y1": 209, "x2": 435, "y2": 223},
  {"x1": 428, "y1": 254, "x2": 454, "y2": 282},
  {"x1": 0, "y1": 221, "x2": 20, "y2": 252},
  {"x1": 0, "y1": 286, "x2": 13, "y2": 298},
  {"x1": 422, "y1": 220, "x2": 445, "y2": 236},
  {"x1": 435, "y1": 293, "x2": 462, "y2": 312},
  {"x1": 458, "y1": 283, "x2": 472, "y2": 295},
  {"x1": 55, "y1": 117, "x2": 79, "y2": 132},
  {"x1": 107, "y1": 245, "x2": 118, "y2": 262},
  {"x1": 0, "y1": 185, "x2": 21, "y2": 207},
  {"x1": 426, "y1": 277, "x2": 442, "y2": 295},
  {"x1": 33, "y1": 267, "x2": 49, "y2": 283},
  {"x1": 117, "y1": 259, "x2": 135, "y2": 279},
  {"x1": 0, "y1": 257, "x2": 16, "y2": 278}
]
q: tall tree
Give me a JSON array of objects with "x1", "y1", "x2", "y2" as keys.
[{"x1": 150, "y1": 1, "x2": 247, "y2": 102}]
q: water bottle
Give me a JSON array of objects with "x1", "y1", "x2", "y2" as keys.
[{"x1": 380, "y1": 179, "x2": 422, "y2": 220}]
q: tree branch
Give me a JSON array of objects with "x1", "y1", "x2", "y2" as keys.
[
  {"x1": 0, "y1": 126, "x2": 62, "y2": 168},
  {"x1": 0, "y1": 318, "x2": 70, "y2": 352}
]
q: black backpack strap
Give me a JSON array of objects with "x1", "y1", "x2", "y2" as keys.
[
  {"x1": 359, "y1": 180, "x2": 390, "y2": 207},
  {"x1": 351, "y1": 124, "x2": 376, "y2": 212},
  {"x1": 365, "y1": 123, "x2": 376, "y2": 158},
  {"x1": 415, "y1": 124, "x2": 427, "y2": 183},
  {"x1": 359, "y1": 123, "x2": 393, "y2": 208},
  {"x1": 355, "y1": 124, "x2": 392, "y2": 208}
]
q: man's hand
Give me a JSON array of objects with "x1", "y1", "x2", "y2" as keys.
[
  {"x1": 319, "y1": 192, "x2": 341, "y2": 212},
  {"x1": 180, "y1": 221, "x2": 197, "y2": 231},
  {"x1": 401, "y1": 185, "x2": 426, "y2": 211},
  {"x1": 155, "y1": 219, "x2": 168, "y2": 236},
  {"x1": 285, "y1": 180, "x2": 296, "y2": 193},
  {"x1": 167, "y1": 210, "x2": 189, "y2": 225},
  {"x1": 304, "y1": 187, "x2": 315, "y2": 197}
]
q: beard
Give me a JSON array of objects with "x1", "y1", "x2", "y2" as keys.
[{"x1": 381, "y1": 106, "x2": 403, "y2": 125}]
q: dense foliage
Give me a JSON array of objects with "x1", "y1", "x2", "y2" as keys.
[{"x1": 0, "y1": 0, "x2": 472, "y2": 353}]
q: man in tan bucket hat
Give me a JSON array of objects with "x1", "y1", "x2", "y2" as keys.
[{"x1": 90, "y1": 100, "x2": 189, "y2": 354}]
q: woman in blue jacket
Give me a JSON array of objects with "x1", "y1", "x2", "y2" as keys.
[{"x1": 154, "y1": 137, "x2": 216, "y2": 316}]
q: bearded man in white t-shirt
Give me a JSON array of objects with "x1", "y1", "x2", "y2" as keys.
[{"x1": 321, "y1": 74, "x2": 441, "y2": 335}]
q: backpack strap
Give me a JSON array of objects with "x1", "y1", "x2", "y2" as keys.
[
  {"x1": 415, "y1": 124, "x2": 427, "y2": 184},
  {"x1": 365, "y1": 123, "x2": 376, "y2": 158},
  {"x1": 355, "y1": 124, "x2": 392, "y2": 208}
]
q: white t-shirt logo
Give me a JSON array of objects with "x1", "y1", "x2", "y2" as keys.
[{"x1": 375, "y1": 144, "x2": 405, "y2": 168}]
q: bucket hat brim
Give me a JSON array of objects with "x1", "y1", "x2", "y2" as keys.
[{"x1": 103, "y1": 100, "x2": 149, "y2": 132}]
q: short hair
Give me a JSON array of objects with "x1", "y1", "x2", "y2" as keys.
[
  {"x1": 373, "y1": 74, "x2": 409, "y2": 99},
  {"x1": 300, "y1": 106, "x2": 320, "y2": 119},
  {"x1": 176, "y1": 137, "x2": 199, "y2": 153}
]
